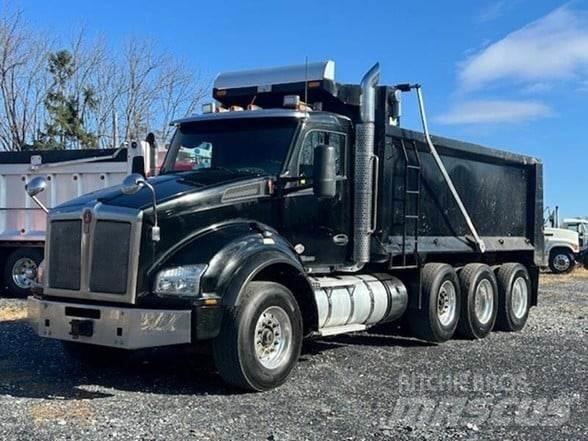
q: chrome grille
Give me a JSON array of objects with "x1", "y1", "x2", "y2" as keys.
[
  {"x1": 45, "y1": 204, "x2": 142, "y2": 304},
  {"x1": 90, "y1": 221, "x2": 132, "y2": 294},
  {"x1": 48, "y1": 220, "x2": 82, "y2": 290}
]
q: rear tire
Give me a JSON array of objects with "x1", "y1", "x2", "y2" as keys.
[
  {"x1": 456, "y1": 264, "x2": 498, "y2": 339},
  {"x1": 212, "y1": 281, "x2": 303, "y2": 391},
  {"x1": 548, "y1": 249, "x2": 575, "y2": 274},
  {"x1": 3, "y1": 248, "x2": 43, "y2": 297},
  {"x1": 494, "y1": 263, "x2": 531, "y2": 332},
  {"x1": 408, "y1": 263, "x2": 461, "y2": 343}
]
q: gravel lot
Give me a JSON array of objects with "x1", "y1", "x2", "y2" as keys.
[{"x1": 0, "y1": 270, "x2": 586, "y2": 441}]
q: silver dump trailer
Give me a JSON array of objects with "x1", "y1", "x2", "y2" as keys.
[{"x1": 0, "y1": 143, "x2": 156, "y2": 295}]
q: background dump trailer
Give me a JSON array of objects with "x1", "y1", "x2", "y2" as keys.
[{"x1": 0, "y1": 143, "x2": 154, "y2": 295}]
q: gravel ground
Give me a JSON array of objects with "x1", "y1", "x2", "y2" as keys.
[{"x1": 0, "y1": 270, "x2": 586, "y2": 441}]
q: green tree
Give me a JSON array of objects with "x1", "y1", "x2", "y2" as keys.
[{"x1": 36, "y1": 50, "x2": 97, "y2": 149}]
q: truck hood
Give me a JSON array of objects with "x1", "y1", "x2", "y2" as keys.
[
  {"x1": 544, "y1": 227, "x2": 579, "y2": 244},
  {"x1": 54, "y1": 169, "x2": 268, "y2": 211}
]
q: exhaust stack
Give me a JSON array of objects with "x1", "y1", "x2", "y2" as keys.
[{"x1": 353, "y1": 63, "x2": 380, "y2": 264}]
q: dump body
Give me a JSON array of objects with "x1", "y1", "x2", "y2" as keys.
[
  {"x1": 0, "y1": 148, "x2": 144, "y2": 244},
  {"x1": 375, "y1": 126, "x2": 543, "y2": 266}
]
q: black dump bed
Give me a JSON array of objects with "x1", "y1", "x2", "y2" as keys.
[{"x1": 375, "y1": 126, "x2": 543, "y2": 265}]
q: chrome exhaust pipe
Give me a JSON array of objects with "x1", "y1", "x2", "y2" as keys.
[{"x1": 353, "y1": 63, "x2": 380, "y2": 264}]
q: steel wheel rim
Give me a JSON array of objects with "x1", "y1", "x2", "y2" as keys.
[
  {"x1": 254, "y1": 306, "x2": 293, "y2": 370},
  {"x1": 437, "y1": 280, "x2": 457, "y2": 327},
  {"x1": 511, "y1": 277, "x2": 528, "y2": 319},
  {"x1": 11, "y1": 257, "x2": 38, "y2": 289},
  {"x1": 553, "y1": 254, "x2": 571, "y2": 272},
  {"x1": 474, "y1": 278, "x2": 494, "y2": 325}
]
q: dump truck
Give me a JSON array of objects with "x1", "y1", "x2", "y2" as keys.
[
  {"x1": 0, "y1": 142, "x2": 159, "y2": 296},
  {"x1": 26, "y1": 61, "x2": 543, "y2": 391}
]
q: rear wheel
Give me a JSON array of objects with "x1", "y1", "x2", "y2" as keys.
[
  {"x1": 3, "y1": 248, "x2": 43, "y2": 297},
  {"x1": 212, "y1": 281, "x2": 303, "y2": 391},
  {"x1": 408, "y1": 263, "x2": 461, "y2": 343},
  {"x1": 494, "y1": 263, "x2": 531, "y2": 332},
  {"x1": 548, "y1": 249, "x2": 575, "y2": 274},
  {"x1": 456, "y1": 264, "x2": 498, "y2": 339}
]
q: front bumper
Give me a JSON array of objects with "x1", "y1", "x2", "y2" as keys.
[{"x1": 27, "y1": 297, "x2": 192, "y2": 350}]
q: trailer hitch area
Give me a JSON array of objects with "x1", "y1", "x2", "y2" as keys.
[{"x1": 69, "y1": 319, "x2": 94, "y2": 338}]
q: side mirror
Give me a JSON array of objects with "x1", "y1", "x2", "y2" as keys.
[
  {"x1": 121, "y1": 173, "x2": 146, "y2": 195},
  {"x1": 25, "y1": 176, "x2": 48, "y2": 213},
  {"x1": 313, "y1": 144, "x2": 337, "y2": 199},
  {"x1": 26, "y1": 176, "x2": 47, "y2": 197}
]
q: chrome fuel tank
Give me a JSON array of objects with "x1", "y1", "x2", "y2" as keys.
[{"x1": 310, "y1": 273, "x2": 407, "y2": 334}]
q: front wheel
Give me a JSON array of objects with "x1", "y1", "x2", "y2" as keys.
[
  {"x1": 3, "y1": 248, "x2": 43, "y2": 297},
  {"x1": 548, "y1": 249, "x2": 575, "y2": 274},
  {"x1": 212, "y1": 281, "x2": 303, "y2": 391}
]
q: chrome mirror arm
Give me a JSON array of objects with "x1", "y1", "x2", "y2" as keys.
[{"x1": 31, "y1": 195, "x2": 48, "y2": 213}]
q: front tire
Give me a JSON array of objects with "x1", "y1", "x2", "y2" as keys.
[
  {"x1": 494, "y1": 263, "x2": 531, "y2": 332},
  {"x1": 548, "y1": 249, "x2": 575, "y2": 274},
  {"x1": 3, "y1": 248, "x2": 43, "y2": 297},
  {"x1": 212, "y1": 281, "x2": 303, "y2": 391},
  {"x1": 456, "y1": 264, "x2": 498, "y2": 339},
  {"x1": 408, "y1": 263, "x2": 461, "y2": 343}
]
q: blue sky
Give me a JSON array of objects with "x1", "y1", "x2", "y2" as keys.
[{"x1": 16, "y1": 0, "x2": 588, "y2": 218}]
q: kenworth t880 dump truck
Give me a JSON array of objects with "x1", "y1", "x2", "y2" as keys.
[{"x1": 26, "y1": 61, "x2": 543, "y2": 391}]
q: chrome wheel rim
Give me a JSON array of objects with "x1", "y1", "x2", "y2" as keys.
[
  {"x1": 437, "y1": 280, "x2": 457, "y2": 327},
  {"x1": 511, "y1": 277, "x2": 528, "y2": 319},
  {"x1": 254, "y1": 306, "x2": 292, "y2": 370},
  {"x1": 474, "y1": 279, "x2": 494, "y2": 325},
  {"x1": 11, "y1": 257, "x2": 38, "y2": 289},
  {"x1": 553, "y1": 254, "x2": 571, "y2": 272}
]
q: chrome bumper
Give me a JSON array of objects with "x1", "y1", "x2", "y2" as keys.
[{"x1": 27, "y1": 297, "x2": 192, "y2": 350}]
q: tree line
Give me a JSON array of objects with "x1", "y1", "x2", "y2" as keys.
[{"x1": 0, "y1": 8, "x2": 206, "y2": 151}]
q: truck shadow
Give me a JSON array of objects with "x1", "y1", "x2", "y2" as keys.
[{"x1": 0, "y1": 316, "x2": 432, "y2": 400}]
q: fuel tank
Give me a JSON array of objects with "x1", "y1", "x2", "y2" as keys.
[{"x1": 310, "y1": 273, "x2": 407, "y2": 334}]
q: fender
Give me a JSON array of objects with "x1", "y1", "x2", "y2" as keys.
[{"x1": 151, "y1": 219, "x2": 316, "y2": 312}]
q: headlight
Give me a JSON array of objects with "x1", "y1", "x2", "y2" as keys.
[{"x1": 154, "y1": 264, "x2": 207, "y2": 297}]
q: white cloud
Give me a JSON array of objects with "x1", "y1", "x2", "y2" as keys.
[
  {"x1": 477, "y1": 1, "x2": 509, "y2": 23},
  {"x1": 436, "y1": 100, "x2": 553, "y2": 125},
  {"x1": 460, "y1": 6, "x2": 588, "y2": 91},
  {"x1": 521, "y1": 82, "x2": 553, "y2": 94}
]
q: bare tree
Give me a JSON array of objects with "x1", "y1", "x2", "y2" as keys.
[
  {"x1": 0, "y1": 8, "x2": 206, "y2": 151},
  {"x1": 0, "y1": 8, "x2": 51, "y2": 151}
]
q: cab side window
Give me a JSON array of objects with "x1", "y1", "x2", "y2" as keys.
[{"x1": 298, "y1": 131, "x2": 345, "y2": 177}]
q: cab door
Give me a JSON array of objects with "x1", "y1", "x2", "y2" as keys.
[{"x1": 281, "y1": 128, "x2": 351, "y2": 269}]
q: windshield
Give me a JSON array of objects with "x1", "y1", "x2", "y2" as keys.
[{"x1": 162, "y1": 117, "x2": 299, "y2": 176}]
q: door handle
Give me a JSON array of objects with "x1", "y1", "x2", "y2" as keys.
[{"x1": 333, "y1": 234, "x2": 349, "y2": 246}]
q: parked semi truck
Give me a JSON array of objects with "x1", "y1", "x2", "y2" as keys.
[
  {"x1": 26, "y1": 61, "x2": 543, "y2": 391},
  {"x1": 0, "y1": 142, "x2": 158, "y2": 296}
]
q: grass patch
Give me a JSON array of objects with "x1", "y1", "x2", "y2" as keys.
[{"x1": 0, "y1": 305, "x2": 27, "y2": 321}]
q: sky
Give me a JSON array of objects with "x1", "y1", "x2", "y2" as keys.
[{"x1": 14, "y1": 0, "x2": 588, "y2": 218}]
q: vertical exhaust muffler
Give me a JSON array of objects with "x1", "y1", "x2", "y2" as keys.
[{"x1": 353, "y1": 63, "x2": 380, "y2": 264}]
